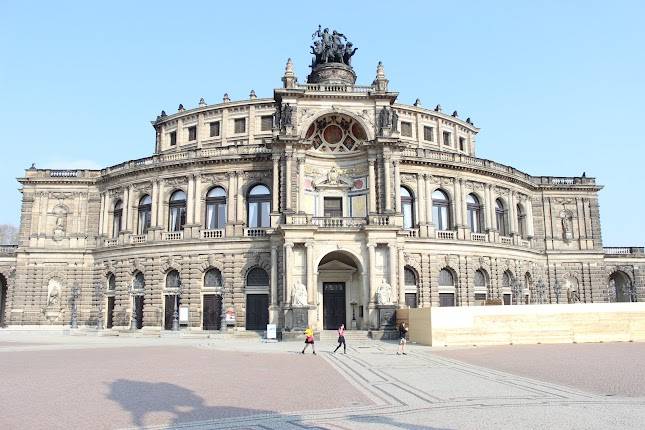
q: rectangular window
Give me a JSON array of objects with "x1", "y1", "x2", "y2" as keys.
[
  {"x1": 503, "y1": 294, "x2": 512, "y2": 305},
  {"x1": 260, "y1": 115, "x2": 273, "y2": 131},
  {"x1": 188, "y1": 126, "x2": 197, "y2": 141},
  {"x1": 439, "y1": 293, "x2": 455, "y2": 307},
  {"x1": 401, "y1": 121, "x2": 412, "y2": 137},
  {"x1": 459, "y1": 136, "x2": 465, "y2": 151},
  {"x1": 324, "y1": 197, "x2": 343, "y2": 217},
  {"x1": 209, "y1": 121, "x2": 220, "y2": 137},
  {"x1": 234, "y1": 118, "x2": 246, "y2": 134},
  {"x1": 405, "y1": 293, "x2": 418, "y2": 308},
  {"x1": 474, "y1": 293, "x2": 487, "y2": 302},
  {"x1": 442, "y1": 131, "x2": 451, "y2": 146},
  {"x1": 169, "y1": 131, "x2": 177, "y2": 146},
  {"x1": 423, "y1": 126, "x2": 434, "y2": 141}
]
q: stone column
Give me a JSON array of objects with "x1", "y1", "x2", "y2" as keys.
[
  {"x1": 425, "y1": 175, "x2": 433, "y2": 225},
  {"x1": 487, "y1": 184, "x2": 495, "y2": 231},
  {"x1": 393, "y1": 160, "x2": 401, "y2": 213},
  {"x1": 272, "y1": 155, "x2": 280, "y2": 212},
  {"x1": 297, "y1": 156, "x2": 305, "y2": 213},
  {"x1": 103, "y1": 194, "x2": 111, "y2": 237},
  {"x1": 526, "y1": 197, "x2": 535, "y2": 237},
  {"x1": 361, "y1": 271, "x2": 369, "y2": 328},
  {"x1": 417, "y1": 173, "x2": 426, "y2": 224},
  {"x1": 305, "y1": 241, "x2": 315, "y2": 305},
  {"x1": 368, "y1": 159, "x2": 376, "y2": 214},
  {"x1": 398, "y1": 248, "x2": 405, "y2": 306},
  {"x1": 509, "y1": 191, "x2": 517, "y2": 235},
  {"x1": 193, "y1": 174, "x2": 202, "y2": 228},
  {"x1": 460, "y1": 180, "x2": 467, "y2": 227},
  {"x1": 285, "y1": 153, "x2": 292, "y2": 210},
  {"x1": 236, "y1": 173, "x2": 244, "y2": 223},
  {"x1": 186, "y1": 175, "x2": 195, "y2": 225},
  {"x1": 98, "y1": 193, "x2": 105, "y2": 236},
  {"x1": 157, "y1": 180, "x2": 165, "y2": 230},
  {"x1": 483, "y1": 184, "x2": 491, "y2": 231},
  {"x1": 270, "y1": 245, "x2": 278, "y2": 306},
  {"x1": 227, "y1": 173, "x2": 236, "y2": 224},
  {"x1": 122, "y1": 188, "x2": 129, "y2": 233},
  {"x1": 388, "y1": 243, "x2": 398, "y2": 300},
  {"x1": 284, "y1": 242, "x2": 293, "y2": 307},
  {"x1": 384, "y1": 157, "x2": 392, "y2": 212},
  {"x1": 453, "y1": 179, "x2": 462, "y2": 228},
  {"x1": 368, "y1": 243, "x2": 376, "y2": 304},
  {"x1": 127, "y1": 184, "x2": 136, "y2": 233},
  {"x1": 151, "y1": 181, "x2": 159, "y2": 228}
]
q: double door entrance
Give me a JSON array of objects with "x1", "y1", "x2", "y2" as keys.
[{"x1": 323, "y1": 282, "x2": 346, "y2": 330}]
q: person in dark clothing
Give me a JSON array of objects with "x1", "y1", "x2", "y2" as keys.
[
  {"x1": 333, "y1": 323, "x2": 346, "y2": 354},
  {"x1": 397, "y1": 322, "x2": 408, "y2": 355}
]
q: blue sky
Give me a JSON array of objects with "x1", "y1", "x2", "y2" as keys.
[{"x1": 0, "y1": 1, "x2": 643, "y2": 246}]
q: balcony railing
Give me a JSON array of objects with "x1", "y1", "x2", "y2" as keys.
[
  {"x1": 244, "y1": 228, "x2": 268, "y2": 237},
  {"x1": 0, "y1": 245, "x2": 18, "y2": 254},
  {"x1": 519, "y1": 239, "x2": 531, "y2": 247},
  {"x1": 104, "y1": 239, "x2": 118, "y2": 247},
  {"x1": 604, "y1": 247, "x2": 645, "y2": 255},
  {"x1": 130, "y1": 234, "x2": 147, "y2": 244},
  {"x1": 368, "y1": 215, "x2": 391, "y2": 226},
  {"x1": 404, "y1": 229, "x2": 419, "y2": 238},
  {"x1": 201, "y1": 229, "x2": 224, "y2": 239},
  {"x1": 471, "y1": 233, "x2": 486, "y2": 242},
  {"x1": 500, "y1": 236, "x2": 513, "y2": 245},
  {"x1": 436, "y1": 230, "x2": 456, "y2": 240},
  {"x1": 311, "y1": 217, "x2": 366, "y2": 228},
  {"x1": 161, "y1": 231, "x2": 183, "y2": 241}
]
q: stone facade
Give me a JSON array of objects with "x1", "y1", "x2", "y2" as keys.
[{"x1": 1, "y1": 45, "x2": 644, "y2": 332}]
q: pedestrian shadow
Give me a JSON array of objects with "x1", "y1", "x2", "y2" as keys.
[
  {"x1": 107, "y1": 379, "x2": 273, "y2": 428},
  {"x1": 350, "y1": 414, "x2": 454, "y2": 430}
]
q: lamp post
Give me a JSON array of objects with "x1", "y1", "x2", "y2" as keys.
[
  {"x1": 70, "y1": 285, "x2": 80, "y2": 329},
  {"x1": 172, "y1": 279, "x2": 182, "y2": 331},
  {"x1": 553, "y1": 280, "x2": 562, "y2": 304},
  {"x1": 535, "y1": 279, "x2": 546, "y2": 304}
]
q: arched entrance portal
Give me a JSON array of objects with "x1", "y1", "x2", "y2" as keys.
[
  {"x1": 609, "y1": 271, "x2": 634, "y2": 302},
  {"x1": 317, "y1": 251, "x2": 363, "y2": 330}
]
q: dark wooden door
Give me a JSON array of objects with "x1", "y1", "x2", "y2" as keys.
[
  {"x1": 323, "y1": 283, "x2": 346, "y2": 329},
  {"x1": 134, "y1": 296, "x2": 144, "y2": 329},
  {"x1": 246, "y1": 294, "x2": 269, "y2": 330},
  {"x1": 164, "y1": 295, "x2": 178, "y2": 330},
  {"x1": 106, "y1": 296, "x2": 115, "y2": 329},
  {"x1": 203, "y1": 294, "x2": 222, "y2": 330}
]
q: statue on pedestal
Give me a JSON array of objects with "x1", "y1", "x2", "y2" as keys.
[
  {"x1": 376, "y1": 278, "x2": 393, "y2": 305},
  {"x1": 292, "y1": 281, "x2": 308, "y2": 307}
]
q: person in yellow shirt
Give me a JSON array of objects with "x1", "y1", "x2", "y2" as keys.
[{"x1": 301, "y1": 326, "x2": 316, "y2": 355}]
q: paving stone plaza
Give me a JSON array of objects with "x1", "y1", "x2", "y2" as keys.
[{"x1": 1, "y1": 332, "x2": 644, "y2": 429}]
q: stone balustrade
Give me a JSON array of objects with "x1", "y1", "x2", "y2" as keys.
[
  {"x1": 0, "y1": 245, "x2": 18, "y2": 254},
  {"x1": 604, "y1": 247, "x2": 645, "y2": 255},
  {"x1": 471, "y1": 233, "x2": 486, "y2": 242},
  {"x1": 436, "y1": 230, "x2": 456, "y2": 240},
  {"x1": 311, "y1": 217, "x2": 366, "y2": 228},
  {"x1": 244, "y1": 228, "x2": 268, "y2": 237},
  {"x1": 130, "y1": 234, "x2": 147, "y2": 244},
  {"x1": 201, "y1": 229, "x2": 224, "y2": 239},
  {"x1": 161, "y1": 231, "x2": 183, "y2": 241}
]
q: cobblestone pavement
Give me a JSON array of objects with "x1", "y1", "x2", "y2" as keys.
[{"x1": 1, "y1": 332, "x2": 644, "y2": 429}]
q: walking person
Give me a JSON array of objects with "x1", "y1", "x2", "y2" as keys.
[
  {"x1": 333, "y1": 323, "x2": 346, "y2": 354},
  {"x1": 397, "y1": 321, "x2": 408, "y2": 355},
  {"x1": 301, "y1": 326, "x2": 316, "y2": 355}
]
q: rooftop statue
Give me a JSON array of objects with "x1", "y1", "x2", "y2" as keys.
[{"x1": 310, "y1": 25, "x2": 357, "y2": 68}]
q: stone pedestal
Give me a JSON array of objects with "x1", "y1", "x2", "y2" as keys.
[
  {"x1": 307, "y1": 63, "x2": 357, "y2": 85},
  {"x1": 292, "y1": 307, "x2": 309, "y2": 330},
  {"x1": 377, "y1": 305, "x2": 397, "y2": 329}
]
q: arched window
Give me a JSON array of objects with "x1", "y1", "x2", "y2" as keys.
[
  {"x1": 137, "y1": 195, "x2": 152, "y2": 235},
  {"x1": 165, "y1": 270, "x2": 181, "y2": 289},
  {"x1": 502, "y1": 270, "x2": 513, "y2": 305},
  {"x1": 432, "y1": 190, "x2": 451, "y2": 231},
  {"x1": 496, "y1": 199, "x2": 509, "y2": 236},
  {"x1": 474, "y1": 269, "x2": 488, "y2": 303},
  {"x1": 132, "y1": 272, "x2": 145, "y2": 290},
  {"x1": 466, "y1": 194, "x2": 483, "y2": 233},
  {"x1": 205, "y1": 187, "x2": 227, "y2": 230},
  {"x1": 401, "y1": 187, "x2": 415, "y2": 229},
  {"x1": 169, "y1": 190, "x2": 187, "y2": 232},
  {"x1": 608, "y1": 271, "x2": 633, "y2": 303},
  {"x1": 246, "y1": 267, "x2": 269, "y2": 287},
  {"x1": 404, "y1": 267, "x2": 418, "y2": 308},
  {"x1": 107, "y1": 273, "x2": 116, "y2": 291},
  {"x1": 438, "y1": 268, "x2": 456, "y2": 307},
  {"x1": 204, "y1": 268, "x2": 223, "y2": 289},
  {"x1": 525, "y1": 272, "x2": 533, "y2": 304},
  {"x1": 517, "y1": 203, "x2": 526, "y2": 239},
  {"x1": 247, "y1": 185, "x2": 271, "y2": 228},
  {"x1": 113, "y1": 200, "x2": 123, "y2": 237}
]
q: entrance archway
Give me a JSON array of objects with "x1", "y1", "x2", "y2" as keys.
[
  {"x1": 609, "y1": 271, "x2": 633, "y2": 302},
  {"x1": 317, "y1": 251, "x2": 363, "y2": 330},
  {"x1": 0, "y1": 274, "x2": 7, "y2": 327}
]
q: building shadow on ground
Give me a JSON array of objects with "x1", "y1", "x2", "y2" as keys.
[{"x1": 107, "y1": 379, "x2": 454, "y2": 429}]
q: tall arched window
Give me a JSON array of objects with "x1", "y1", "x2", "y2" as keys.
[
  {"x1": 137, "y1": 195, "x2": 152, "y2": 235},
  {"x1": 466, "y1": 194, "x2": 483, "y2": 233},
  {"x1": 474, "y1": 269, "x2": 488, "y2": 303},
  {"x1": 401, "y1": 187, "x2": 414, "y2": 229},
  {"x1": 438, "y1": 268, "x2": 456, "y2": 307},
  {"x1": 432, "y1": 190, "x2": 451, "y2": 231},
  {"x1": 205, "y1": 187, "x2": 227, "y2": 230},
  {"x1": 517, "y1": 203, "x2": 526, "y2": 239},
  {"x1": 204, "y1": 268, "x2": 223, "y2": 289},
  {"x1": 166, "y1": 270, "x2": 181, "y2": 289},
  {"x1": 105, "y1": 273, "x2": 116, "y2": 329},
  {"x1": 404, "y1": 267, "x2": 418, "y2": 308},
  {"x1": 247, "y1": 184, "x2": 271, "y2": 228},
  {"x1": 169, "y1": 190, "x2": 187, "y2": 232},
  {"x1": 496, "y1": 199, "x2": 509, "y2": 236},
  {"x1": 502, "y1": 270, "x2": 513, "y2": 305},
  {"x1": 525, "y1": 272, "x2": 533, "y2": 304},
  {"x1": 133, "y1": 272, "x2": 145, "y2": 290},
  {"x1": 107, "y1": 273, "x2": 116, "y2": 291},
  {"x1": 113, "y1": 200, "x2": 123, "y2": 237}
]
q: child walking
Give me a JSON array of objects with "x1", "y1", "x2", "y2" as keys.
[
  {"x1": 397, "y1": 321, "x2": 408, "y2": 355},
  {"x1": 333, "y1": 323, "x2": 346, "y2": 354},
  {"x1": 301, "y1": 326, "x2": 316, "y2": 355}
]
